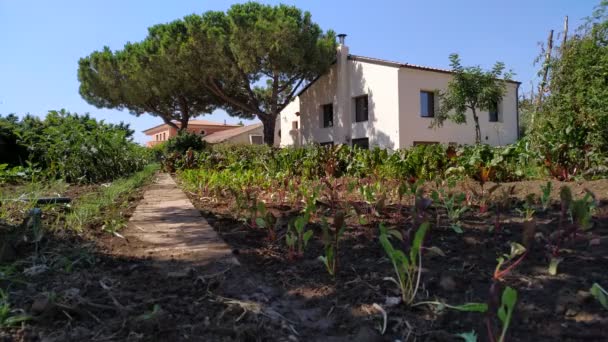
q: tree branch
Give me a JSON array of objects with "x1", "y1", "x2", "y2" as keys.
[{"x1": 204, "y1": 77, "x2": 263, "y2": 116}]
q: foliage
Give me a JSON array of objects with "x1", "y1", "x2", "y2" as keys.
[
  {"x1": 0, "y1": 110, "x2": 152, "y2": 183},
  {"x1": 590, "y1": 283, "x2": 608, "y2": 310},
  {"x1": 433, "y1": 54, "x2": 512, "y2": 144},
  {"x1": 0, "y1": 289, "x2": 31, "y2": 328},
  {"x1": 164, "y1": 131, "x2": 208, "y2": 154},
  {"x1": 494, "y1": 242, "x2": 527, "y2": 280},
  {"x1": 318, "y1": 211, "x2": 346, "y2": 277},
  {"x1": 286, "y1": 214, "x2": 314, "y2": 258},
  {"x1": 497, "y1": 286, "x2": 518, "y2": 342},
  {"x1": 187, "y1": 2, "x2": 337, "y2": 144},
  {"x1": 539, "y1": 181, "x2": 552, "y2": 211},
  {"x1": 379, "y1": 222, "x2": 429, "y2": 305},
  {"x1": 527, "y1": 2, "x2": 608, "y2": 180},
  {"x1": 78, "y1": 20, "x2": 217, "y2": 130},
  {"x1": 66, "y1": 164, "x2": 159, "y2": 231},
  {"x1": 432, "y1": 180, "x2": 468, "y2": 233}
]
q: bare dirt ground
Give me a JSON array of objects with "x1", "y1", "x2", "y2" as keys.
[{"x1": 1, "y1": 177, "x2": 607, "y2": 341}]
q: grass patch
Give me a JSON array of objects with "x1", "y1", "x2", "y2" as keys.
[{"x1": 66, "y1": 163, "x2": 159, "y2": 232}]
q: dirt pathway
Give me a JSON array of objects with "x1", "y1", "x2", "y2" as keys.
[{"x1": 119, "y1": 173, "x2": 238, "y2": 271}]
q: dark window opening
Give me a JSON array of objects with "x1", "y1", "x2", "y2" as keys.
[
  {"x1": 352, "y1": 137, "x2": 369, "y2": 149},
  {"x1": 320, "y1": 141, "x2": 334, "y2": 147},
  {"x1": 322, "y1": 103, "x2": 333, "y2": 128},
  {"x1": 292, "y1": 121, "x2": 298, "y2": 130},
  {"x1": 354, "y1": 95, "x2": 369, "y2": 122},
  {"x1": 489, "y1": 101, "x2": 499, "y2": 122},
  {"x1": 250, "y1": 135, "x2": 263, "y2": 145},
  {"x1": 413, "y1": 141, "x2": 439, "y2": 146},
  {"x1": 420, "y1": 91, "x2": 435, "y2": 117}
]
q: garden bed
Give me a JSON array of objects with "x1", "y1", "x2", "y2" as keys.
[{"x1": 181, "y1": 178, "x2": 608, "y2": 341}]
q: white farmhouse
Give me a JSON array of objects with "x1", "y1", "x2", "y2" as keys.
[{"x1": 279, "y1": 35, "x2": 520, "y2": 149}]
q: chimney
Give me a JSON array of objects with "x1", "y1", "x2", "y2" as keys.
[
  {"x1": 334, "y1": 33, "x2": 351, "y2": 145},
  {"x1": 223, "y1": 119, "x2": 226, "y2": 125}
]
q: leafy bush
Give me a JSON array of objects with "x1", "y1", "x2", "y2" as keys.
[
  {"x1": 0, "y1": 110, "x2": 152, "y2": 183},
  {"x1": 164, "y1": 131, "x2": 207, "y2": 154}
]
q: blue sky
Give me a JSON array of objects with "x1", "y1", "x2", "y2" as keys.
[{"x1": 0, "y1": 0, "x2": 595, "y2": 144}]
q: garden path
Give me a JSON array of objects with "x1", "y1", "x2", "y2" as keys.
[{"x1": 122, "y1": 173, "x2": 238, "y2": 270}]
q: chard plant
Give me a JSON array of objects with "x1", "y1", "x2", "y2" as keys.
[
  {"x1": 253, "y1": 201, "x2": 277, "y2": 241},
  {"x1": 379, "y1": 222, "x2": 429, "y2": 305},
  {"x1": 431, "y1": 184, "x2": 468, "y2": 234},
  {"x1": 285, "y1": 213, "x2": 314, "y2": 259},
  {"x1": 495, "y1": 286, "x2": 517, "y2": 342},
  {"x1": 549, "y1": 187, "x2": 596, "y2": 274},
  {"x1": 318, "y1": 211, "x2": 346, "y2": 277},
  {"x1": 494, "y1": 242, "x2": 527, "y2": 281}
]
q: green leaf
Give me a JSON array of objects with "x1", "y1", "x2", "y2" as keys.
[
  {"x1": 456, "y1": 330, "x2": 478, "y2": 342},
  {"x1": 590, "y1": 283, "x2": 608, "y2": 310},
  {"x1": 548, "y1": 257, "x2": 562, "y2": 276},
  {"x1": 449, "y1": 302, "x2": 488, "y2": 312},
  {"x1": 303, "y1": 230, "x2": 313, "y2": 246},
  {"x1": 255, "y1": 217, "x2": 266, "y2": 228}
]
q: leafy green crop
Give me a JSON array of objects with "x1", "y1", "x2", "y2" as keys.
[{"x1": 379, "y1": 222, "x2": 429, "y2": 305}]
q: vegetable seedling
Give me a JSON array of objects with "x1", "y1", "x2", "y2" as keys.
[{"x1": 379, "y1": 222, "x2": 429, "y2": 305}]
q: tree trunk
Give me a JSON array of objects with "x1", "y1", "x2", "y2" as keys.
[
  {"x1": 472, "y1": 109, "x2": 481, "y2": 144},
  {"x1": 260, "y1": 115, "x2": 276, "y2": 146}
]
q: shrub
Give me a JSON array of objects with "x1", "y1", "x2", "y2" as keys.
[
  {"x1": 1, "y1": 110, "x2": 152, "y2": 183},
  {"x1": 165, "y1": 131, "x2": 207, "y2": 154}
]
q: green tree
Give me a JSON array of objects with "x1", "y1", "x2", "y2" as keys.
[
  {"x1": 78, "y1": 21, "x2": 217, "y2": 131},
  {"x1": 432, "y1": 54, "x2": 512, "y2": 144},
  {"x1": 184, "y1": 2, "x2": 336, "y2": 145}
]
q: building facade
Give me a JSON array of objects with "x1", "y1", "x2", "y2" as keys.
[{"x1": 279, "y1": 36, "x2": 519, "y2": 149}]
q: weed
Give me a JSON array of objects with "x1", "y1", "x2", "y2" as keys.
[
  {"x1": 379, "y1": 222, "x2": 429, "y2": 305},
  {"x1": 0, "y1": 289, "x2": 31, "y2": 328}
]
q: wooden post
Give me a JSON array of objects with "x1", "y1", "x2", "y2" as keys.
[
  {"x1": 536, "y1": 29, "x2": 554, "y2": 112},
  {"x1": 562, "y1": 16, "x2": 569, "y2": 49}
]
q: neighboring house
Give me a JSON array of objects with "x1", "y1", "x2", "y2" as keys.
[
  {"x1": 202, "y1": 123, "x2": 265, "y2": 145},
  {"x1": 143, "y1": 120, "x2": 240, "y2": 147},
  {"x1": 279, "y1": 35, "x2": 520, "y2": 149}
]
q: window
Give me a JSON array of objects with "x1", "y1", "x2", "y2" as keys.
[
  {"x1": 322, "y1": 103, "x2": 333, "y2": 128},
  {"x1": 320, "y1": 141, "x2": 334, "y2": 147},
  {"x1": 413, "y1": 141, "x2": 439, "y2": 146},
  {"x1": 292, "y1": 121, "x2": 299, "y2": 130},
  {"x1": 489, "y1": 101, "x2": 499, "y2": 122},
  {"x1": 163, "y1": 132, "x2": 166, "y2": 140},
  {"x1": 250, "y1": 135, "x2": 263, "y2": 145},
  {"x1": 420, "y1": 91, "x2": 435, "y2": 117},
  {"x1": 354, "y1": 95, "x2": 369, "y2": 122},
  {"x1": 352, "y1": 137, "x2": 369, "y2": 149}
]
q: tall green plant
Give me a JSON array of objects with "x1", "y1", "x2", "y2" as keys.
[{"x1": 379, "y1": 222, "x2": 429, "y2": 305}]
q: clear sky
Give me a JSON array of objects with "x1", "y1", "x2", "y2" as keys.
[{"x1": 0, "y1": 0, "x2": 596, "y2": 144}]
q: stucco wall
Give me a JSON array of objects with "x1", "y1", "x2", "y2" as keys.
[
  {"x1": 397, "y1": 68, "x2": 519, "y2": 147},
  {"x1": 279, "y1": 98, "x2": 301, "y2": 147},
  {"x1": 221, "y1": 125, "x2": 264, "y2": 145},
  {"x1": 348, "y1": 61, "x2": 399, "y2": 149},
  {"x1": 296, "y1": 61, "x2": 400, "y2": 149},
  {"x1": 299, "y1": 65, "x2": 337, "y2": 145}
]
